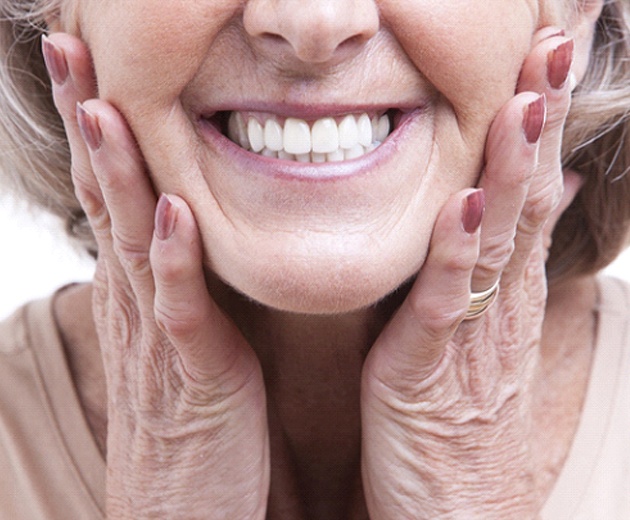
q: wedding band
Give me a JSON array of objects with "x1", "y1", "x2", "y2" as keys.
[{"x1": 464, "y1": 279, "x2": 500, "y2": 320}]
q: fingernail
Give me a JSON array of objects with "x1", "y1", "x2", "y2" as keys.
[
  {"x1": 76, "y1": 103, "x2": 103, "y2": 151},
  {"x1": 523, "y1": 94, "x2": 547, "y2": 144},
  {"x1": 41, "y1": 35, "x2": 69, "y2": 85},
  {"x1": 155, "y1": 194, "x2": 178, "y2": 240},
  {"x1": 547, "y1": 39, "x2": 574, "y2": 89},
  {"x1": 462, "y1": 189, "x2": 485, "y2": 234}
]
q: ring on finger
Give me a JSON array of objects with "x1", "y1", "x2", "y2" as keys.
[{"x1": 464, "y1": 279, "x2": 500, "y2": 320}]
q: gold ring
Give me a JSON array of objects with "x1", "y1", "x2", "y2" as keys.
[{"x1": 464, "y1": 280, "x2": 500, "y2": 320}]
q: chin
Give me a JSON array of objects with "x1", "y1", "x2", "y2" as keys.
[{"x1": 212, "y1": 247, "x2": 421, "y2": 315}]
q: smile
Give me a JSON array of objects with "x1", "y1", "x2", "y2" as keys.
[{"x1": 218, "y1": 111, "x2": 395, "y2": 163}]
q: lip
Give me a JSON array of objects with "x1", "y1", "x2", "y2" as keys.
[{"x1": 197, "y1": 105, "x2": 427, "y2": 182}]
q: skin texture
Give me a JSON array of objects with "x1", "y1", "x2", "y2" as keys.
[
  {"x1": 44, "y1": 0, "x2": 603, "y2": 518},
  {"x1": 61, "y1": 0, "x2": 545, "y2": 313}
]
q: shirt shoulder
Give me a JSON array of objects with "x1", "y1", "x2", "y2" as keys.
[{"x1": 0, "y1": 296, "x2": 105, "y2": 519}]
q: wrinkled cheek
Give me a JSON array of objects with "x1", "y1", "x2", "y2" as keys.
[
  {"x1": 382, "y1": 0, "x2": 535, "y2": 125},
  {"x1": 77, "y1": 2, "x2": 237, "y2": 114}
]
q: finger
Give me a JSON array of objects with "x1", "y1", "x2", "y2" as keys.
[
  {"x1": 366, "y1": 189, "x2": 482, "y2": 387},
  {"x1": 76, "y1": 100, "x2": 157, "y2": 311},
  {"x1": 42, "y1": 34, "x2": 116, "y2": 287},
  {"x1": 517, "y1": 32, "x2": 573, "y2": 196},
  {"x1": 509, "y1": 34, "x2": 574, "y2": 280},
  {"x1": 150, "y1": 195, "x2": 256, "y2": 385},
  {"x1": 42, "y1": 34, "x2": 98, "y2": 203},
  {"x1": 472, "y1": 92, "x2": 545, "y2": 292}
]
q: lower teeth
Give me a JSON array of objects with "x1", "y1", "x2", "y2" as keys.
[{"x1": 259, "y1": 142, "x2": 382, "y2": 162}]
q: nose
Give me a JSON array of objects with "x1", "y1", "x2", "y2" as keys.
[{"x1": 243, "y1": 0, "x2": 379, "y2": 66}]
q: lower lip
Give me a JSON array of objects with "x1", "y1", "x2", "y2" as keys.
[{"x1": 198, "y1": 109, "x2": 425, "y2": 182}]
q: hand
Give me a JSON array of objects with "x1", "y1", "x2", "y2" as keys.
[
  {"x1": 42, "y1": 33, "x2": 269, "y2": 519},
  {"x1": 361, "y1": 28, "x2": 574, "y2": 519}
]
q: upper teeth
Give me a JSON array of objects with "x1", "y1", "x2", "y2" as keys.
[{"x1": 227, "y1": 112, "x2": 391, "y2": 163}]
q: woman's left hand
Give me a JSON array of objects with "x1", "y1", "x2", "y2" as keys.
[{"x1": 361, "y1": 28, "x2": 574, "y2": 519}]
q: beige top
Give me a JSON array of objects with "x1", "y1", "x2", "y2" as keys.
[{"x1": 0, "y1": 277, "x2": 628, "y2": 519}]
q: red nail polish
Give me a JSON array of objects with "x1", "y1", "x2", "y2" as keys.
[
  {"x1": 76, "y1": 103, "x2": 103, "y2": 151},
  {"x1": 462, "y1": 189, "x2": 485, "y2": 234},
  {"x1": 547, "y1": 39, "x2": 574, "y2": 89},
  {"x1": 523, "y1": 94, "x2": 547, "y2": 144},
  {"x1": 155, "y1": 194, "x2": 177, "y2": 240},
  {"x1": 41, "y1": 35, "x2": 69, "y2": 85}
]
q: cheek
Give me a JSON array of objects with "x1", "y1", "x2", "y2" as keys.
[
  {"x1": 379, "y1": 0, "x2": 537, "y2": 188},
  {"x1": 81, "y1": 1, "x2": 239, "y2": 112},
  {"x1": 383, "y1": 0, "x2": 536, "y2": 127}
]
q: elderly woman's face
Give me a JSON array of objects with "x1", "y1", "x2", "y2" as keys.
[{"x1": 72, "y1": 0, "x2": 548, "y2": 313}]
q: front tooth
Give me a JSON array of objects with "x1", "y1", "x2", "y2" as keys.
[
  {"x1": 338, "y1": 115, "x2": 359, "y2": 149},
  {"x1": 311, "y1": 117, "x2": 339, "y2": 154},
  {"x1": 357, "y1": 114, "x2": 373, "y2": 147},
  {"x1": 284, "y1": 118, "x2": 311, "y2": 155},
  {"x1": 264, "y1": 119, "x2": 284, "y2": 151},
  {"x1": 247, "y1": 118, "x2": 265, "y2": 152},
  {"x1": 311, "y1": 152, "x2": 327, "y2": 163}
]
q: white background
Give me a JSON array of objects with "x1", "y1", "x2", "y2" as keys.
[{"x1": 1, "y1": 194, "x2": 629, "y2": 320}]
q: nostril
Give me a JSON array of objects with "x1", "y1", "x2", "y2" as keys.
[
  {"x1": 243, "y1": 0, "x2": 379, "y2": 67},
  {"x1": 262, "y1": 33, "x2": 287, "y2": 46}
]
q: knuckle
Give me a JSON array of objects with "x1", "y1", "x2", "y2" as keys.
[
  {"x1": 478, "y1": 233, "x2": 516, "y2": 274},
  {"x1": 436, "y1": 246, "x2": 478, "y2": 274},
  {"x1": 520, "y1": 179, "x2": 563, "y2": 232},
  {"x1": 78, "y1": 191, "x2": 111, "y2": 240},
  {"x1": 108, "y1": 287, "x2": 141, "y2": 346},
  {"x1": 153, "y1": 250, "x2": 192, "y2": 284},
  {"x1": 112, "y1": 228, "x2": 151, "y2": 275},
  {"x1": 407, "y1": 296, "x2": 464, "y2": 341},
  {"x1": 154, "y1": 303, "x2": 205, "y2": 343}
]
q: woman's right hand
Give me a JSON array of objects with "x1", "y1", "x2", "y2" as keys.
[{"x1": 43, "y1": 33, "x2": 269, "y2": 519}]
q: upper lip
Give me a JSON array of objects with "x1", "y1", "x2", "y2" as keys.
[{"x1": 198, "y1": 102, "x2": 421, "y2": 122}]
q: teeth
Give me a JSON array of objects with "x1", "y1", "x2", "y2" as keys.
[
  {"x1": 284, "y1": 118, "x2": 312, "y2": 155},
  {"x1": 247, "y1": 117, "x2": 265, "y2": 153},
  {"x1": 311, "y1": 117, "x2": 339, "y2": 154},
  {"x1": 228, "y1": 111, "x2": 250, "y2": 150},
  {"x1": 357, "y1": 113, "x2": 373, "y2": 147},
  {"x1": 338, "y1": 114, "x2": 359, "y2": 149},
  {"x1": 374, "y1": 115, "x2": 390, "y2": 142},
  {"x1": 327, "y1": 149, "x2": 345, "y2": 162},
  {"x1": 264, "y1": 119, "x2": 284, "y2": 152},
  {"x1": 227, "y1": 111, "x2": 392, "y2": 163}
]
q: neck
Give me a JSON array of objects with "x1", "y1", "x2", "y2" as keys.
[{"x1": 208, "y1": 277, "x2": 404, "y2": 518}]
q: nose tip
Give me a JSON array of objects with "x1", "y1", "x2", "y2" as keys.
[{"x1": 244, "y1": 0, "x2": 379, "y2": 66}]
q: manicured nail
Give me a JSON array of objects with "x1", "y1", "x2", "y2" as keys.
[
  {"x1": 462, "y1": 189, "x2": 485, "y2": 234},
  {"x1": 76, "y1": 103, "x2": 103, "y2": 151},
  {"x1": 155, "y1": 194, "x2": 178, "y2": 240},
  {"x1": 41, "y1": 35, "x2": 69, "y2": 85},
  {"x1": 547, "y1": 39, "x2": 574, "y2": 89},
  {"x1": 523, "y1": 94, "x2": 547, "y2": 144}
]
